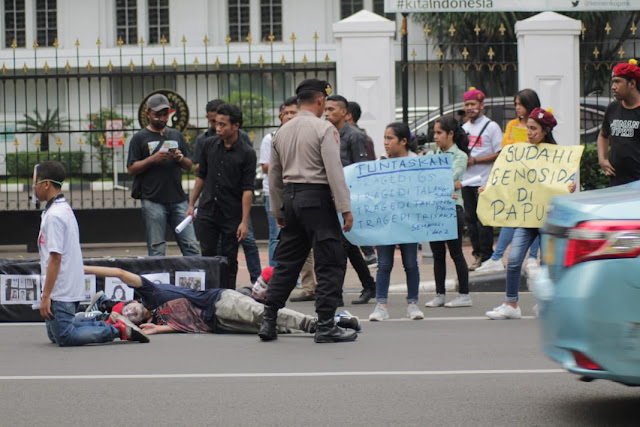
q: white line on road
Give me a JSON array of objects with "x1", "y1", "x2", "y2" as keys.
[{"x1": 0, "y1": 369, "x2": 565, "y2": 381}]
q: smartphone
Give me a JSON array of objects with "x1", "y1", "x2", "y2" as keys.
[{"x1": 169, "y1": 148, "x2": 177, "y2": 153}]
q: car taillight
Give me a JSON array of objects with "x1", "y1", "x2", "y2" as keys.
[
  {"x1": 571, "y1": 350, "x2": 603, "y2": 371},
  {"x1": 564, "y1": 220, "x2": 640, "y2": 267}
]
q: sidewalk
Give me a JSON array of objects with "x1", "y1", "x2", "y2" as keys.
[{"x1": 0, "y1": 240, "x2": 517, "y2": 293}]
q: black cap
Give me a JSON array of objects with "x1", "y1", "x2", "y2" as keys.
[{"x1": 295, "y1": 79, "x2": 332, "y2": 96}]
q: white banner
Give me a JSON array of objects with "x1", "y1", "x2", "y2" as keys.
[{"x1": 385, "y1": 0, "x2": 638, "y2": 12}]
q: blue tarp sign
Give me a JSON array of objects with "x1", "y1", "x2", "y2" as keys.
[{"x1": 343, "y1": 155, "x2": 457, "y2": 246}]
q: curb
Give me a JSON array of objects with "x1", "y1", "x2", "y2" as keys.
[{"x1": 387, "y1": 271, "x2": 529, "y2": 293}]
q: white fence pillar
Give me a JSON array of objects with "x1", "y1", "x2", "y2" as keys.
[
  {"x1": 516, "y1": 12, "x2": 582, "y2": 148},
  {"x1": 333, "y1": 10, "x2": 396, "y2": 155}
]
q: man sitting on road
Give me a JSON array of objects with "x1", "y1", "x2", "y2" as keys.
[{"x1": 84, "y1": 265, "x2": 360, "y2": 335}]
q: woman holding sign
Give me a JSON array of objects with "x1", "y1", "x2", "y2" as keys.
[
  {"x1": 424, "y1": 116, "x2": 471, "y2": 308},
  {"x1": 369, "y1": 122, "x2": 424, "y2": 322},
  {"x1": 476, "y1": 89, "x2": 541, "y2": 275},
  {"x1": 485, "y1": 108, "x2": 576, "y2": 320}
]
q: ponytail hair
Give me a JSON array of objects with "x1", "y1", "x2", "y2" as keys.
[{"x1": 434, "y1": 116, "x2": 469, "y2": 155}]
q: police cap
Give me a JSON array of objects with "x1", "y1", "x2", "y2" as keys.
[{"x1": 295, "y1": 79, "x2": 332, "y2": 96}]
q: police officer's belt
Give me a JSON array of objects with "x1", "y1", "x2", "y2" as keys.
[{"x1": 284, "y1": 183, "x2": 330, "y2": 193}]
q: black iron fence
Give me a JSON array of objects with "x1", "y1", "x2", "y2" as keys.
[{"x1": 1, "y1": 34, "x2": 336, "y2": 211}]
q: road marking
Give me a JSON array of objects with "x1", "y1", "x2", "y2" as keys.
[{"x1": 0, "y1": 369, "x2": 566, "y2": 381}]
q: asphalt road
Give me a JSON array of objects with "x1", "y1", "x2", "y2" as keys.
[{"x1": 1, "y1": 293, "x2": 639, "y2": 426}]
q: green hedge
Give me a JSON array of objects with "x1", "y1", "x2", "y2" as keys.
[
  {"x1": 6, "y1": 151, "x2": 85, "y2": 178},
  {"x1": 580, "y1": 144, "x2": 609, "y2": 190}
]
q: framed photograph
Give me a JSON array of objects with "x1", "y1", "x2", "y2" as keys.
[
  {"x1": 141, "y1": 272, "x2": 171, "y2": 286},
  {"x1": 84, "y1": 275, "x2": 97, "y2": 303},
  {"x1": 105, "y1": 277, "x2": 134, "y2": 302},
  {"x1": 175, "y1": 270, "x2": 206, "y2": 291},
  {"x1": 1, "y1": 274, "x2": 41, "y2": 305}
]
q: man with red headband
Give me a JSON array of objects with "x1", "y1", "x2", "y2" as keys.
[
  {"x1": 598, "y1": 59, "x2": 640, "y2": 186},
  {"x1": 460, "y1": 87, "x2": 503, "y2": 271}
]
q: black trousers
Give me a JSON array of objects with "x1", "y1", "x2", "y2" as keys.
[
  {"x1": 342, "y1": 236, "x2": 375, "y2": 291},
  {"x1": 265, "y1": 184, "x2": 346, "y2": 314},
  {"x1": 430, "y1": 205, "x2": 469, "y2": 294},
  {"x1": 462, "y1": 186, "x2": 494, "y2": 261},
  {"x1": 198, "y1": 215, "x2": 239, "y2": 289}
]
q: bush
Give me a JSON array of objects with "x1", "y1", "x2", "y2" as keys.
[
  {"x1": 6, "y1": 151, "x2": 85, "y2": 178},
  {"x1": 580, "y1": 144, "x2": 609, "y2": 190}
]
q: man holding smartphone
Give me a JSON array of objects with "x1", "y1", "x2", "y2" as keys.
[{"x1": 127, "y1": 93, "x2": 200, "y2": 257}]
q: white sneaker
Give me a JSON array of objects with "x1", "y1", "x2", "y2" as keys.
[
  {"x1": 425, "y1": 294, "x2": 445, "y2": 307},
  {"x1": 474, "y1": 258, "x2": 505, "y2": 273},
  {"x1": 524, "y1": 258, "x2": 540, "y2": 278},
  {"x1": 369, "y1": 304, "x2": 389, "y2": 321},
  {"x1": 407, "y1": 303, "x2": 424, "y2": 320},
  {"x1": 444, "y1": 294, "x2": 472, "y2": 307},
  {"x1": 485, "y1": 303, "x2": 522, "y2": 320}
]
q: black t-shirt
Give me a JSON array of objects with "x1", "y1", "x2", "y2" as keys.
[
  {"x1": 602, "y1": 101, "x2": 640, "y2": 186},
  {"x1": 126, "y1": 128, "x2": 191, "y2": 203},
  {"x1": 197, "y1": 136, "x2": 256, "y2": 220}
]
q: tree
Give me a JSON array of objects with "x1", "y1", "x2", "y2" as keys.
[
  {"x1": 412, "y1": 11, "x2": 639, "y2": 96},
  {"x1": 224, "y1": 91, "x2": 273, "y2": 134},
  {"x1": 18, "y1": 108, "x2": 70, "y2": 152},
  {"x1": 83, "y1": 109, "x2": 134, "y2": 174}
]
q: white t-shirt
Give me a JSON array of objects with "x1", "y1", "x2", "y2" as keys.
[
  {"x1": 38, "y1": 196, "x2": 85, "y2": 302},
  {"x1": 462, "y1": 115, "x2": 503, "y2": 186},
  {"x1": 259, "y1": 132, "x2": 274, "y2": 195}
]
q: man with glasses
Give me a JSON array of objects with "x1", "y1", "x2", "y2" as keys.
[
  {"x1": 35, "y1": 161, "x2": 149, "y2": 346},
  {"x1": 127, "y1": 93, "x2": 200, "y2": 257}
]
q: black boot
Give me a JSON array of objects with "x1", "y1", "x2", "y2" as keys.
[
  {"x1": 259, "y1": 306, "x2": 278, "y2": 341},
  {"x1": 351, "y1": 287, "x2": 375, "y2": 305},
  {"x1": 337, "y1": 315, "x2": 361, "y2": 332},
  {"x1": 314, "y1": 311, "x2": 357, "y2": 343}
]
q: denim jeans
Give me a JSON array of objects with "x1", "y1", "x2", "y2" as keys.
[
  {"x1": 505, "y1": 227, "x2": 540, "y2": 302},
  {"x1": 375, "y1": 243, "x2": 420, "y2": 304},
  {"x1": 240, "y1": 217, "x2": 262, "y2": 283},
  {"x1": 140, "y1": 199, "x2": 200, "y2": 257},
  {"x1": 45, "y1": 300, "x2": 119, "y2": 346},
  {"x1": 492, "y1": 227, "x2": 540, "y2": 261},
  {"x1": 264, "y1": 195, "x2": 280, "y2": 267}
]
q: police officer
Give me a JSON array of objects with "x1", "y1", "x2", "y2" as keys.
[{"x1": 259, "y1": 79, "x2": 357, "y2": 344}]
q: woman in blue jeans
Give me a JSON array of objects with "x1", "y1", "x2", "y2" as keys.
[
  {"x1": 485, "y1": 108, "x2": 576, "y2": 320},
  {"x1": 369, "y1": 122, "x2": 423, "y2": 321}
]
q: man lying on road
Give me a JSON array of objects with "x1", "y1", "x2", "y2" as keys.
[{"x1": 83, "y1": 265, "x2": 360, "y2": 335}]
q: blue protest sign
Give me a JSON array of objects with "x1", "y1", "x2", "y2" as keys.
[{"x1": 343, "y1": 155, "x2": 458, "y2": 246}]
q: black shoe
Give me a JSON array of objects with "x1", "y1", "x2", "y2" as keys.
[
  {"x1": 351, "y1": 287, "x2": 375, "y2": 305},
  {"x1": 337, "y1": 315, "x2": 362, "y2": 332},
  {"x1": 290, "y1": 292, "x2": 316, "y2": 302},
  {"x1": 314, "y1": 312, "x2": 357, "y2": 343},
  {"x1": 258, "y1": 306, "x2": 278, "y2": 341}
]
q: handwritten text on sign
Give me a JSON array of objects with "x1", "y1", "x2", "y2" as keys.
[
  {"x1": 477, "y1": 143, "x2": 584, "y2": 228},
  {"x1": 343, "y1": 155, "x2": 457, "y2": 246}
]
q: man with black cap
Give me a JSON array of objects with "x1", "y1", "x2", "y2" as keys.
[
  {"x1": 598, "y1": 58, "x2": 640, "y2": 186},
  {"x1": 127, "y1": 93, "x2": 200, "y2": 257},
  {"x1": 259, "y1": 79, "x2": 357, "y2": 343}
]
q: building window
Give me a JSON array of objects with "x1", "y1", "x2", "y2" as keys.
[
  {"x1": 340, "y1": 0, "x2": 363, "y2": 19},
  {"x1": 260, "y1": 0, "x2": 281, "y2": 41},
  {"x1": 228, "y1": 0, "x2": 250, "y2": 42},
  {"x1": 116, "y1": 0, "x2": 137, "y2": 45},
  {"x1": 373, "y1": 0, "x2": 395, "y2": 20},
  {"x1": 4, "y1": 0, "x2": 25, "y2": 47},
  {"x1": 148, "y1": 0, "x2": 169, "y2": 44},
  {"x1": 35, "y1": 0, "x2": 57, "y2": 47}
]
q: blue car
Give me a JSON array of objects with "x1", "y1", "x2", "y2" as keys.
[{"x1": 536, "y1": 180, "x2": 640, "y2": 385}]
